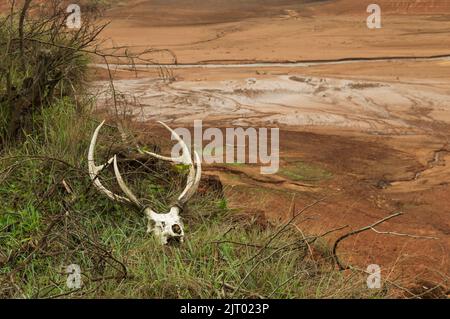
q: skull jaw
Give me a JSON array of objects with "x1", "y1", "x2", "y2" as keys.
[{"x1": 147, "y1": 223, "x2": 185, "y2": 245}]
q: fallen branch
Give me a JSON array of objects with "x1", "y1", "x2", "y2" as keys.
[{"x1": 332, "y1": 211, "x2": 438, "y2": 271}]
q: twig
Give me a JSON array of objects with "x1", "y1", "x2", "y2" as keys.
[
  {"x1": 332, "y1": 212, "x2": 403, "y2": 270},
  {"x1": 244, "y1": 197, "x2": 327, "y2": 265},
  {"x1": 370, "y1": 228, "x2": 438, "y2": 240}
]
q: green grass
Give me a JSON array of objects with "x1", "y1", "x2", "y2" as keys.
[
  {"x1": 279, "y1": 161, "x2": 332, "y2": 183},
  {"x1": 0, "y1": 99, "x2": 381, "y2": 298},
  {"x1": 0, "y1": 204, "x2": 41, "y2": 252}
]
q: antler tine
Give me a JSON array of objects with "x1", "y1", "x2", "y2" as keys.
[
  {"x1": 146, "y1": 121, "x2": 202, "y2": 206},
  {"x1": 140, "y1": 150, "x2": 185, "y2": 164},
  {"x1": 178, "y1": 150, "x2": 202, "y2": 206},
  {"x1": 88, "y1": 121, "x2": 134, "y2": 204},
  {"x1": 140, "y1": 121, "x2": 190, "y2": 164},
  {"x1": 113, "y1": 155, "x2": 144, "y2": 208}
]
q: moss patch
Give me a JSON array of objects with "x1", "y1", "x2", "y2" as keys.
[{"x1": 279, "y1": 161, "x2": 332, "y2": 182}]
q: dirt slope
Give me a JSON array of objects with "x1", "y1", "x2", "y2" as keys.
[{"x1": 317, "y1": 0, "x2": 450, "y2": 15}]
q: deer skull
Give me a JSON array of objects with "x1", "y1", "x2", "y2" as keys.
[{"x1": 88, "y1": 121, "x2": 201, "y2": 245}]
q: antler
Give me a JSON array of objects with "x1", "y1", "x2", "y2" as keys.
[
  {"x1": 88, "y1": 120, "x2": 139, "y2": 205},
  {"x1": 88, "y1": 120, "x2": 201, "y2": 211},
  {"x1": 141, "y1": 121, "x2": 202, "y2": 207}
]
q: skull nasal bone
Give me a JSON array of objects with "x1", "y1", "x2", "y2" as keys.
[{"x1": 172, "y1": 224, "x2": 182, "y2": 235}]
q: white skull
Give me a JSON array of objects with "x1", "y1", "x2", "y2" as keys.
[{"x1": 145, "y1": 206, "x2": 184, "y2": 245}]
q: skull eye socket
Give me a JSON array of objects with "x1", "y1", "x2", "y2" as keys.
[{"x1": 172, "y1": 224, "x2": 182, "y2": 235}]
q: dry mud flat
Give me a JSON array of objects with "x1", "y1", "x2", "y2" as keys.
[
  {"x1": 95, "y1": 63, "x2": 450, "y2": 134},
  {"x1": 93, "y1": 0, "x2": 450, "y2": 294}
]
